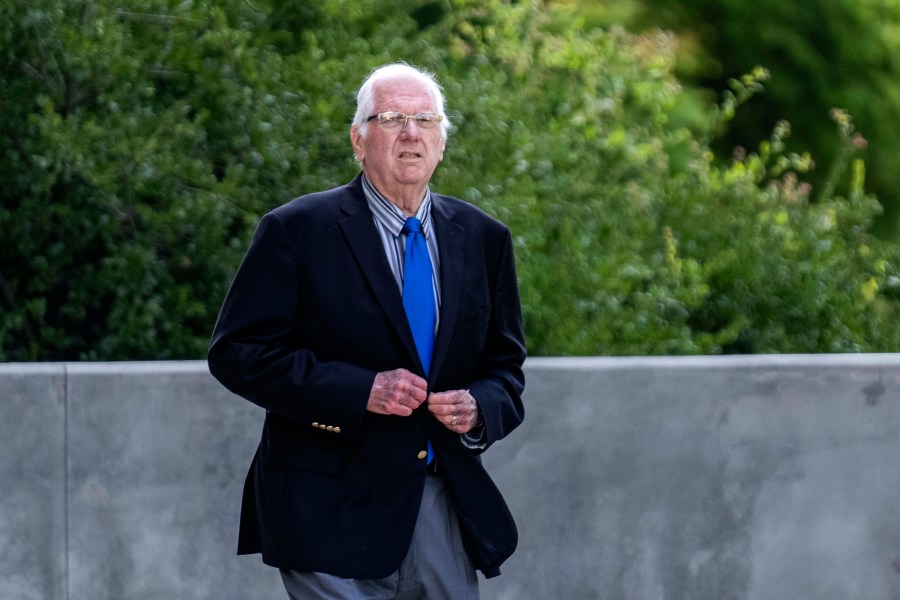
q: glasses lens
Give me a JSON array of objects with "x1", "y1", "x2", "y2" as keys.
[
  {"x1": 414, "y1": 113, "x2": 442, "y2": 128},
  {"x1": 377, "y1": 113, "x2": 406, "y2": 129}
]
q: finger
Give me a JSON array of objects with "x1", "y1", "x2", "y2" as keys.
[
  {"x1": 425, "y1": 391, "x2": 449, "y2": 406},
  {"x1": 386, "y1": 388, "x2": 414, "y2": 415},
  {"x1": 426, "y1": 398, "x2": 455, "y2": 417},
  {"x1": 386, "y1": 371, "x2": 426, "y2": 404},
  {"x1": 393, "y1": 393, "x2": 423, "y2": 414},
  {"x1": 444, "y1": 406, "x2": 468, "y2": 429},
  {"x1": 441, "y1": 413, "x2": 459, "y2": 432},
  {"x1": 393, "y1": 404, "x2": 414, "y2": 417},
  {"x1": 396, "y1": 371, "x2": 427, "y2": 401},
  {"x1": 449, "y1": 412, "x2": 471, "y2": 433},
  {"x1": 426, "y1": 390, "x2": 461, "y2": 407},
  {"x1": 404, "y1": 372, "x2": 429, "y2": 393},
  {"x1": 406, "y1": 383, "x2": 428, "y2": 404}
]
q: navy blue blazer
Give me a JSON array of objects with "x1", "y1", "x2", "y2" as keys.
[{"x1": 208, "y1": 174, "x2": 526, "y2": 579}]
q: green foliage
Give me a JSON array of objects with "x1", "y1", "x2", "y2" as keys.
[
  {"x1": 2, "y1": 0, "x2": 900, "y2": 359},
  {"x1": 0, "y1": 0, "x2": 356, "y2": 359},
  {"x1": 596, "y1": 0, "x2": 900, "y2": 234}
]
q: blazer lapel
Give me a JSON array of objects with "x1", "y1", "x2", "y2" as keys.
[
  {"x1": 430, "y1": 195, "x2": 465, "y2": 381},
  {"x1": 338, "y1": 179, "x2": 422, "y2": 370}
]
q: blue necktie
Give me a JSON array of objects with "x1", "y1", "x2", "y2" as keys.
[
  {"x1": 402, "y1": 217, "x2": 436, "y2": 375},
  {"x1": 401, "y1": 216, "x2": 436, "y2": 463}
]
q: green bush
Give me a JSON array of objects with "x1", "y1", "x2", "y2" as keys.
[
  {"x1": 2, "y1": 0, "x2": 899, "y2": 359},
  {"x1": 596, "y1": 0, "x2": 900, "y2": 234},
  {"x1": 0, "y1": 0, "x2": 358, "y2": 359}
]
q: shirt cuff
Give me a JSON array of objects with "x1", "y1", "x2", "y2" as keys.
[{"x1": 460, "y1": 411, "x2": 486, "y2": 450}]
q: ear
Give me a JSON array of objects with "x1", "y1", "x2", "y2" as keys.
[{"x1": 350, "y1": 126, "x2": 364, "y2": 163}]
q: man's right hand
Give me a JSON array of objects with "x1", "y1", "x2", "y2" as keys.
[{"x1": 367, "y1": 368, "x2": 428, "y2": 416}]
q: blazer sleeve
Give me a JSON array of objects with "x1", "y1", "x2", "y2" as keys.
[
  {"x1": 208, "y1": 211, "x2": 375, "y2": 441},
  {"x1": 465, "y1": 228, "x2": 526, "y2": 453}
]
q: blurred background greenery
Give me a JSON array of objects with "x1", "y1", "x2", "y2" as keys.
[{"x1": 2, "y1": 0, "x2": 900, "y2": 360}]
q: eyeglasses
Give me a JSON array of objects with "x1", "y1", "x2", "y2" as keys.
[{"x1": 366, "y1": 111, "x2": 444, "y2": 131}]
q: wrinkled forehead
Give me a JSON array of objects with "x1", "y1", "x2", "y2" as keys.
[{"x1": 372, "y1": 76, "x2": 440, "y2": 112}]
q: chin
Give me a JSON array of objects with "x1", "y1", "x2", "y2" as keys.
[{"x1": 396, "y1": 169, "x2": 428, "y2": 184}]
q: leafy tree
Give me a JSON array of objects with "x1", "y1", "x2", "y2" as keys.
[
  {"x1": 2, "y1": 0, "x2": 900, "y2": 359},
  {"x1": 563, "y1": 0, "x2": 900, "y2": 234},
  {"x1": 0, "y1": 0, "x2": 357, "y2": 359}
]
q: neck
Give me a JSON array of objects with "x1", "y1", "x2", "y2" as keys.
[
  {"x1": 394, "y1": 196, "x2": 423, "y2": 217},
  {"x1": 386, "y1": 186, "x2": 426, "y2": 217},
  {"x1": 365, "y1": 175, "x2": 426, "y2": 216}
]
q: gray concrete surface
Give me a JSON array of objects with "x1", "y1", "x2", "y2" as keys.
[
  {"x1": 1, "y1": 356, "x2": 899, "y2": 599},
  {"x1": 1, "y1": 364, "x2": 66, "y2": 600}
]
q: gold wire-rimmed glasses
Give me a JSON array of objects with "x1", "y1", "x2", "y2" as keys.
[{"x1": 366, "y1": 111, "x2": 444, "y2": 131}]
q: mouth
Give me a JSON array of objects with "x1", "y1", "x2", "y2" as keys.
[{"x1": 399, "y1": 151, "x2": 421, "y2": 159}]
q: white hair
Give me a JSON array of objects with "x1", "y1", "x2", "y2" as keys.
[{"x1": 352, "y1": 63, "x2": 451, "y2": 140}]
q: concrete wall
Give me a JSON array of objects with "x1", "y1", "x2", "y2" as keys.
[{"x1": 1, "y1": 356, "x2": 899, "y2": 599}]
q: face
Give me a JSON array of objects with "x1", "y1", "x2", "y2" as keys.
[{"x1": 351, "y1": 76, "x2": 446, "y2": 203}]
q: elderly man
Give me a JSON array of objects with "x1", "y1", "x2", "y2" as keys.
[{"x1": 208, "y1": 62, "x2": 526, "y2": 599}]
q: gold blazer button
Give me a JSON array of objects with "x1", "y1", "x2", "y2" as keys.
[{"x1": 417, "y1": 450, "x2": 428, "y2": 460}]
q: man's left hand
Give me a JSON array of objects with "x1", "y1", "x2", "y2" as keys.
[{"x1": 427, "y1": 389, "x2": 479, "y2": 434}]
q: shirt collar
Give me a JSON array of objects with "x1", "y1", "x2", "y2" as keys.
[{"x1": 361, "y1": 174, "x2": 433, "y2": 239}]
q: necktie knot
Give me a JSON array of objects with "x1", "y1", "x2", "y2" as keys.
[{"x1": 402, "y1": 216, "x2": 422, "y2": 236}]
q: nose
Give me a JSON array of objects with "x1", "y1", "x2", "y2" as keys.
[{"x1": 400, "y1": 117, "x2": 421, "y2": 138}]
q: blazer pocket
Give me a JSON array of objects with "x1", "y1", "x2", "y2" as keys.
[{"x1": 264, "y1": 443, "x2": 342, "y2": 474}]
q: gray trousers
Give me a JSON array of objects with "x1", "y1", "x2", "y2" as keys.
[{"x1": 280, "y1": 475, "x2": 479, "y2": 600}]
